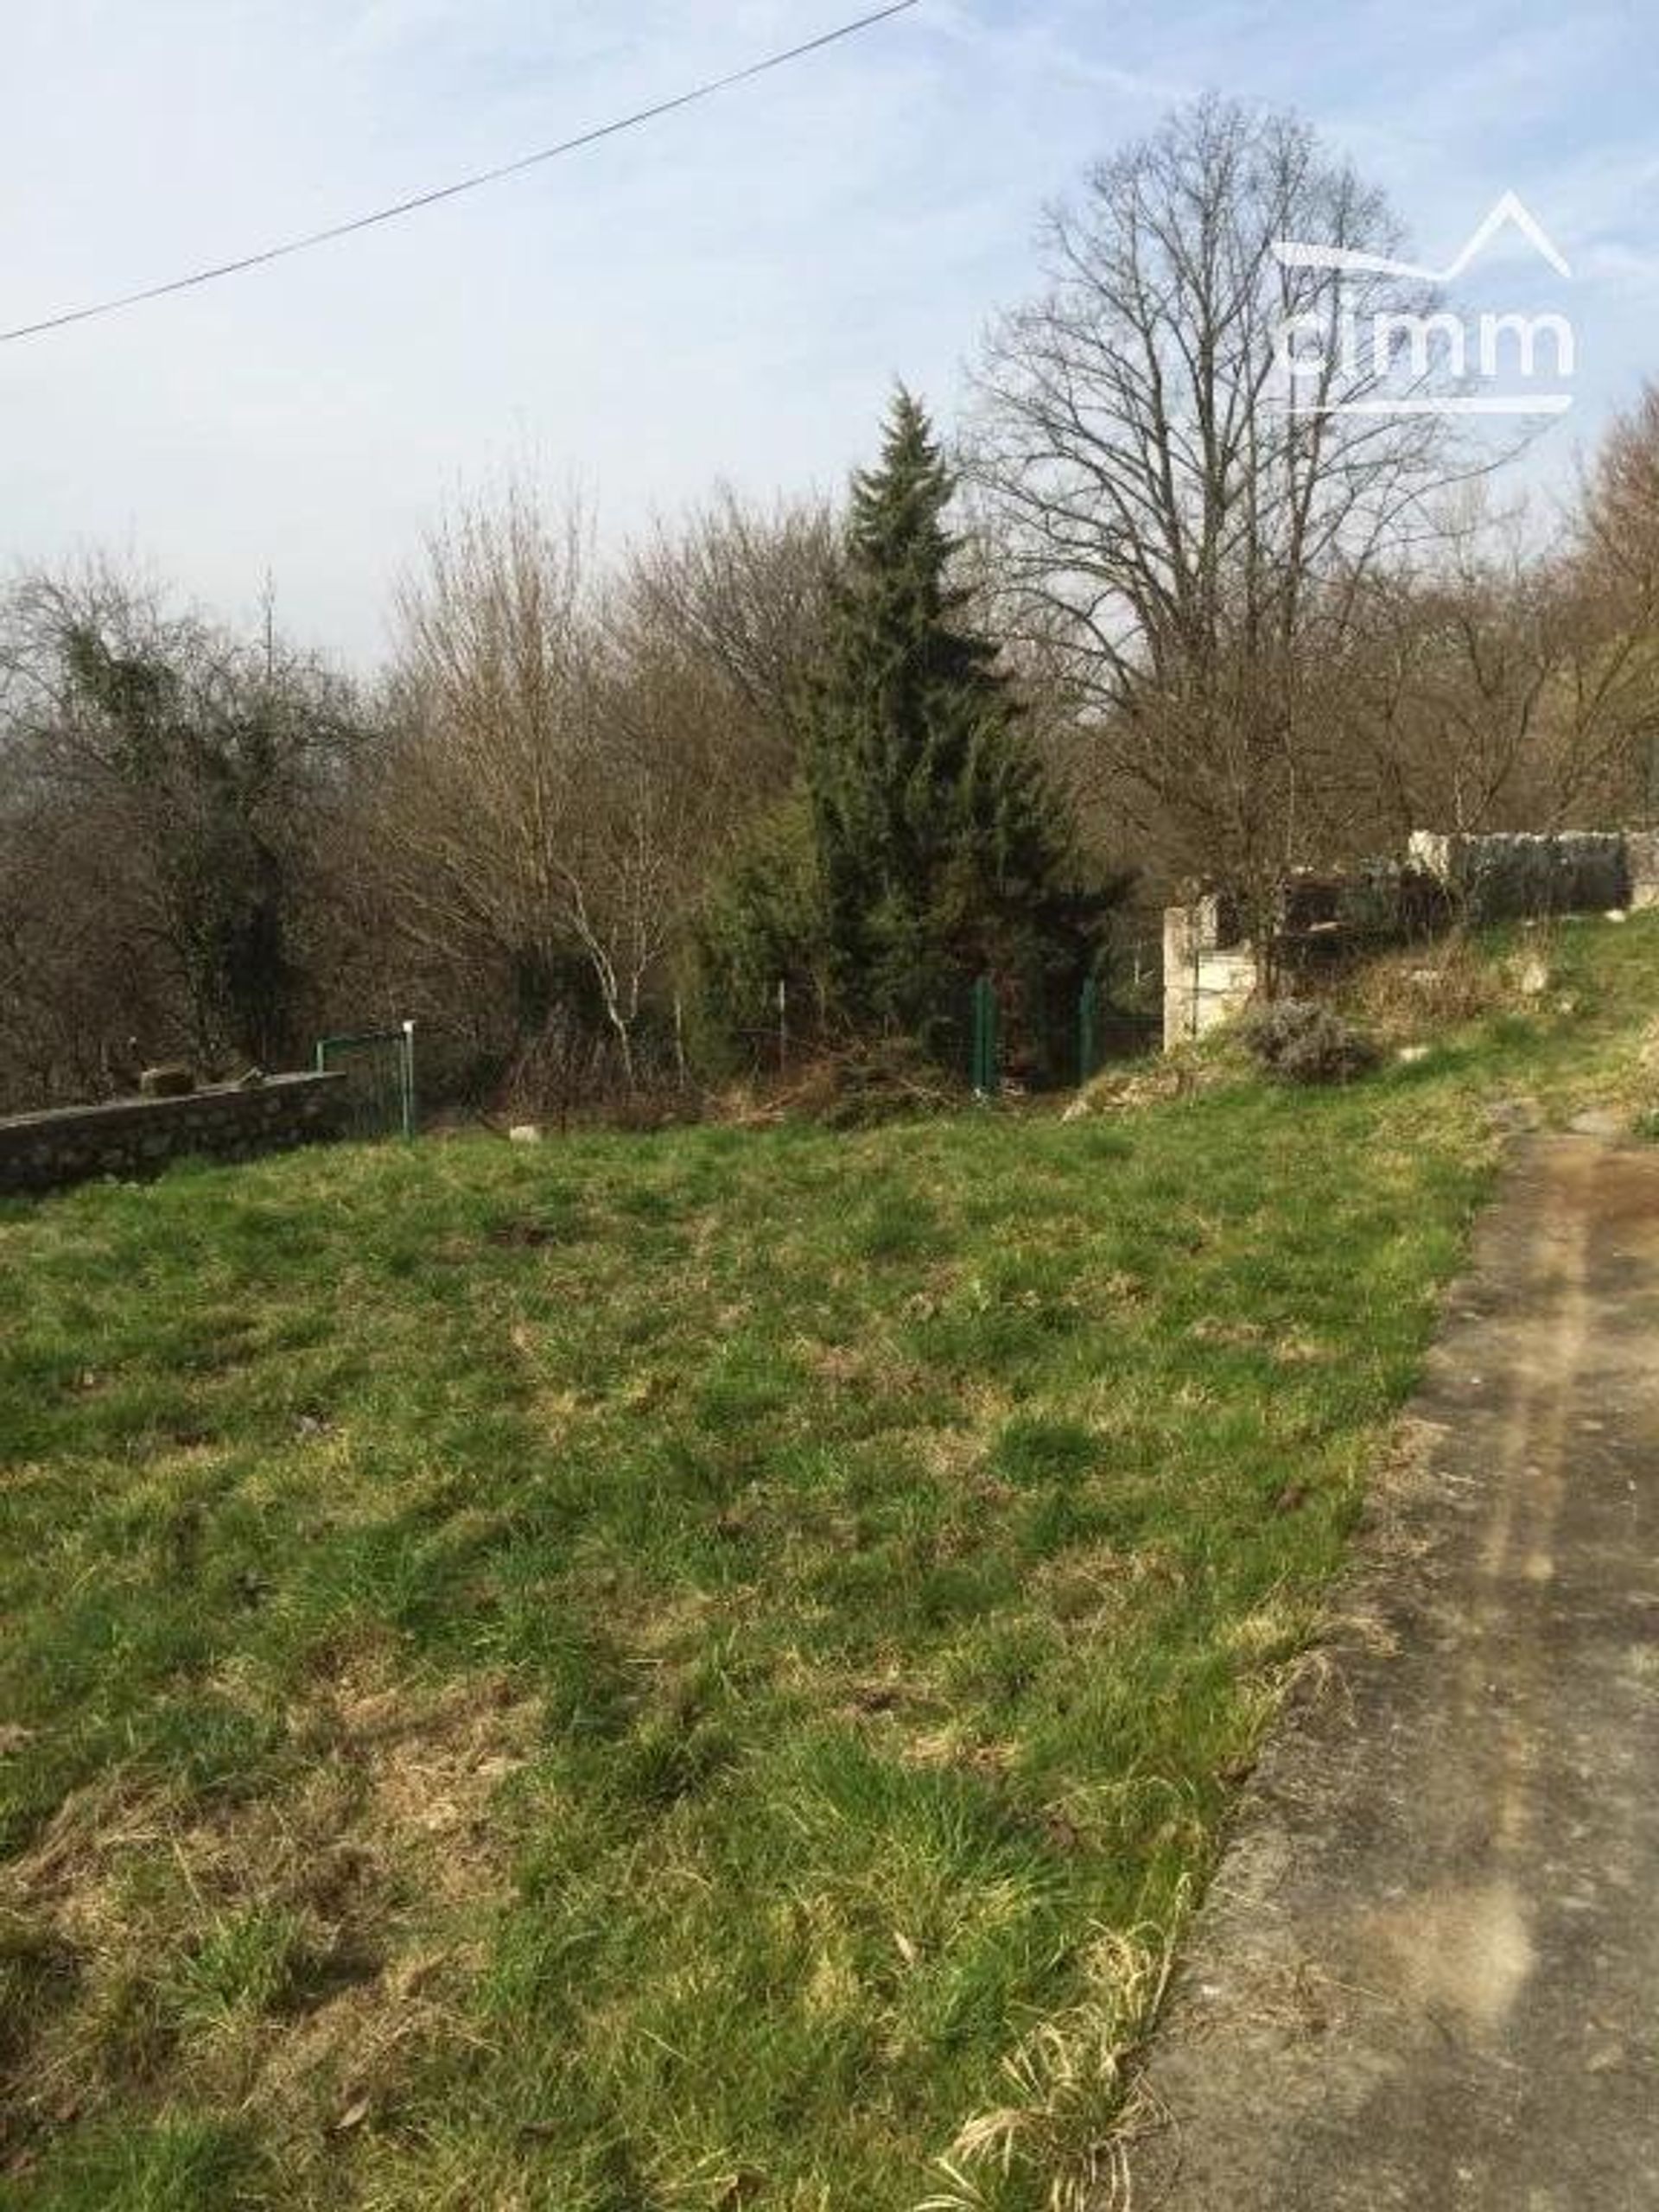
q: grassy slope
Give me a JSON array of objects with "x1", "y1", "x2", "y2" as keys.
[{"x1": 1, "y1": 918, "x2": 1653, "y2": 2212}]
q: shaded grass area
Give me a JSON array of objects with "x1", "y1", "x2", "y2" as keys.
[{"x1": 1, "y1": 918, "x2": 1654, "y2": 2212}]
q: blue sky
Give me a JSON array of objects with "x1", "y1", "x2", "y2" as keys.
[{"x1": 3, "y1": 0, "x2": 1656, "y2": 663}]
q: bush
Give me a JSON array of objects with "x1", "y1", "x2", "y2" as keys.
[
  {"x1": 690, "y1": 796, "x2": 831, "y2": 1077},
  {"x1": 716, "y1": 1036, "x2": 965, "y2": 1130},
  {"x1": 1239, "y1": 999, "x2": 1380, "y2": 1085},
  {"x1": 791, "y1": 1037, "x2": 967, "y2": 1128}
]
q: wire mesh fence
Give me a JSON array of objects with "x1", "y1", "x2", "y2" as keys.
[
  {"x1": 722, "y1": 973, "x2": 1158, "y2": 1100},
  {"x1": 314, "y1": 1025, "x2": 417, "y2": 1141}
]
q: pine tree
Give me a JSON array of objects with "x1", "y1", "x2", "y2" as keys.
[{"x1": 804, "y1": 388, "x2": 1084, "y2": 1049}]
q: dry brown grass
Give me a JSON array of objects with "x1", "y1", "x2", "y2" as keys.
[
  {"x1": 1060, "y1": 1044, "x2": 1233, "y2": 1122},
  {"x1": 1, "y1": 1653, "x2": 537, "y2": 2168},
  {"x1": 915, "y1": 1909, "x2": 1185, "y2": 2212},
  {"x1": 1342, "y1": 931, "x2": 1537, "y2": 1044},
  {"x1": 715, "y1": 1042, "x2": 965, "y2": 1131}
]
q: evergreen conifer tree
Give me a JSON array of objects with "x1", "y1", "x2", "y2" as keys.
[{"x1": 804, "y1": 388, "x2": 1084, "y2": 1046}]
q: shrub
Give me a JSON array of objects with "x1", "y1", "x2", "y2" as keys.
[
  {"x1": 1346, "y1": 935, "x2": 1506, "y2": 1041},
  {"x1": 689, "y1": 795, "x2": 831, "y2": 1077},
  {"x1": 1240, "y1": 999, "x2": 1380, "y2": 1085},
  {"x1": 774, "y1": 1036, "x2": 965, "y2": 1129}
]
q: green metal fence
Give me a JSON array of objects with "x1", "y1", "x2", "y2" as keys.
[
  {"x1": 315, "y1": 1024, "x2": 417, "y2": 1141},
  {"x1": 965, "y1": 972, "x2": 1154, "y2": 1098}
]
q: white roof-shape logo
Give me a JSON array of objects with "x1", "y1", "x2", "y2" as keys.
[{"x1": 1273, "y1": 192, "x2": 1571, "y2": 283}]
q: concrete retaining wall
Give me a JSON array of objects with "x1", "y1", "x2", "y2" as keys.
[{"x1": 0, "y1": 1073, "x2": 346, "y2": 1197}]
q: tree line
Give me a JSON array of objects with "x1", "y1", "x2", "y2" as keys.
[{"x1": 3, "y1": 95, "x2": 1656, "y2": 1119}]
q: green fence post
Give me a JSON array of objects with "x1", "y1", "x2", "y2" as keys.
[
  {"x1": 971, "y1": 976, "x2": 999, "y2": 1099},
  {"x1": 1078, "y1": 976, "x2": 1099, "y2": 1086}
]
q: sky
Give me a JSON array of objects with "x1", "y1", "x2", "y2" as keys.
[{"x1": 3, "y1": 0, "x2": 1657, "y2": 666}]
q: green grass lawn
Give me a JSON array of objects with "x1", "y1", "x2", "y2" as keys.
[{"x1": 2, "y1": 919, "x2": 1654, "y2": 2212}]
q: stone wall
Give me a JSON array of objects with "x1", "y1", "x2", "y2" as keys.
[
  {"x1": 1161, "y1": 823, "x2": 1659, "y2": 1054},
  {"x1": 0, "y1": 1073, "x2": 347, "y2": 1197},
  {"x1": 1407, "y1": 830, "x2": 1636, "y2": 919}
]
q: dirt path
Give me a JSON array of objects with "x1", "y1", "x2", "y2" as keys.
[{"x1": 1128, "y1": 1135, "x2": 1659, "y2": 2210}]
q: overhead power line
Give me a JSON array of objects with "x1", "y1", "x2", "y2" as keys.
[{"x1": 0, "y1": 0, "x2": 921, "y2": 346}]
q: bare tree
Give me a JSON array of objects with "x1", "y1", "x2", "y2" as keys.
[
  {"x1": 621, "y1": 486, "x2": 839, "y2": 775},
  {"x1": 1343, "y1": 488, "x2": 1659, "y2": 842},
  {"x1": 969, "y1": 95, "x2": 1460, "y2": 925},
  {"x1": 383, "y1": 483, "x2": 759, "y2": 1103},
  {"x1": 1580, "y1": 382, "x2": 1659, "y2": 617},
  {"x1": 383, "y1": 488, "x2": 600, "y2": 1063},
  {"x1": 1573, "y1": 385, "x2": 1659, "y2": 817}
]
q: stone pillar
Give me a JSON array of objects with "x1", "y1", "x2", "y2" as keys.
[
  {"x1": 1625, "y1": 829, "x2": 1659, "y2": 912},
  {"x1": 1163, "y1": 898, "x2": 1257, "y2": 1051},
  {"x1": 1163, "y1": 901, "x2": 1205, "y2": 1052}
]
